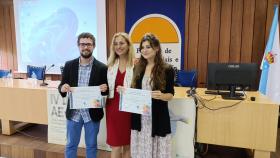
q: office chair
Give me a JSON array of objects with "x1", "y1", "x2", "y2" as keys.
[
  {"x1": 0, "y1": 69, "x2": 10, "y2": 78},
  {"x1": 27, "y1": 65, "x2": 46, "y2": 80},
  {"x1": 176, "y1": 70, "x2": 197, "y2": 87}
]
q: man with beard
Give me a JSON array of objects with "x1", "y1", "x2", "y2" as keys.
[{"x1": 58, "y1": 32, "x2": 108, "y2": 158}]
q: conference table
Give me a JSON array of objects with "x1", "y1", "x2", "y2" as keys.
[
  {"x1": 0, "y1": 79, "x2": 278, "y2": 158},
  {"x1": 171, "y1": 88, "x2": 278, "y2": 158},
  {"x1": 0, "y1": 79, "x2": 59, "y2": 134}
]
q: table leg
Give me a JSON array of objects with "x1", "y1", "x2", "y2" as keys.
[
  {"x1": 1, "y1": 119, "x2": 15, "y2": 135},
  {"x1": 254, "y1": 150, "x2": 270, "y2": 158}
]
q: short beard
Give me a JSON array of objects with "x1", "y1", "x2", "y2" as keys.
[{"x1": 80, "y1": 50, "x2": 92, "y2": 59}]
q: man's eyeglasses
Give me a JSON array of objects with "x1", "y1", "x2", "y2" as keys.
[{"x1": 79, "y1": 43, "x2": 93, "y2": 47}]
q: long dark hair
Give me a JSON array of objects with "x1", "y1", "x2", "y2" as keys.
[{"x1": 132, "y1": 33, "x2": 169, "y2": 91}]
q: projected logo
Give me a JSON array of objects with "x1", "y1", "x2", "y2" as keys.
[{"x1": 129, "y1": 14, "x2": 181, "y2": 69}]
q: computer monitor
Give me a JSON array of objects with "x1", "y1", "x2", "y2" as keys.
[{"x1": 207, "y1": 63, "x2": 258, "y2": 100}]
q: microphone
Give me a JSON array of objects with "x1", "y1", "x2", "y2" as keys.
[{"x1": 40, "y1": 64, "x2": 55, "y2": 86}]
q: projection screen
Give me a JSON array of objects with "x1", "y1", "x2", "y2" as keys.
[{"x1": 13, "y1": 0, "x2": 107, "y2": 74}]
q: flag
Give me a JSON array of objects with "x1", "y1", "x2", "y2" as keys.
[{"x1": 259, "y1": 6, "x2": 280, "y2": 104}]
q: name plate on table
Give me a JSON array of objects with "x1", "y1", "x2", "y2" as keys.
[
  {"x1": 69, "y1": 86, "x2": 104, "y2": 109},
  {"x1": 119, "y1": 88, "x2": 152, "y2": 115}
]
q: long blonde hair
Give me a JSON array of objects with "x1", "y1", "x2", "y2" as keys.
[{"x1": 107, "y1": 32, "x2": 135, "y2": 67}]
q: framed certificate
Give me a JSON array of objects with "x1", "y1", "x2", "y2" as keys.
[{"x1": 119, "y1": 88, "x2": 152, "y2": 115}]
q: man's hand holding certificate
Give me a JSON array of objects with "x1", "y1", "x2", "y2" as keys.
[
  {"x1": 69, "y1": 86, "x2": 104, "y2": 109},
  {"x1": 119, "y1": 88, "x2": 152, "y2": 115}
]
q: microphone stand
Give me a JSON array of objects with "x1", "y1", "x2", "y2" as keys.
[{"x1": 40, "y1": 64, "x2": 54, "y2": 86}]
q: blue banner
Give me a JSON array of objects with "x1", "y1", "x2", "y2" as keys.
[{"x1": 125, "y1": 0, "x2": 186, "y2": 70}]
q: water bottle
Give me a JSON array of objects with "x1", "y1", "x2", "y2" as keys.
[
  {"x1": 31, "y1": 71, "x2": 37, "y2": 79},
  {"x1": 6, "y1": 70, "x2": 13, "y2": 86},
  {"x1": 31, "y1": 71, "x2": 37, "y2": 87}
]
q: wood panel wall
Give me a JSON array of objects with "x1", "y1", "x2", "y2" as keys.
[
  {"x1": 0, "y1": 0, "x2": 16, "y2": 72},
  {"x1": 0, "y1": 0, "x2": 279, "y2": 86}
]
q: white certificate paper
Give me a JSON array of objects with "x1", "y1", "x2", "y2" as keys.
[
  {"x1": 119, "y1": 88, "x2": 152, "y2": 115},
  {"x1": 69, "y1": 86, "x2": 104, "y2": 109}
]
